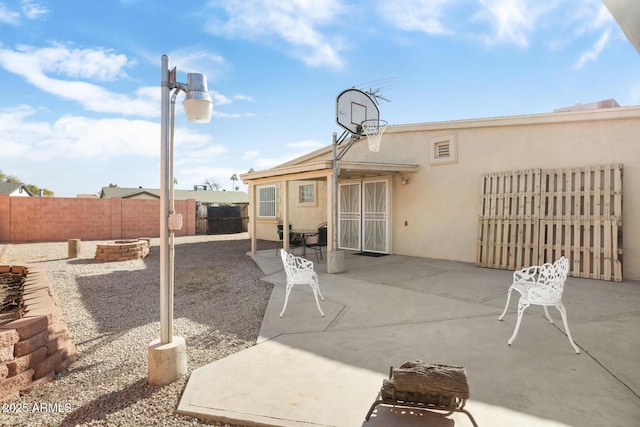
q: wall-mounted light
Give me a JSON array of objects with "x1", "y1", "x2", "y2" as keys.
[{"x1": 400, "y1": 175, "x2": 409, "y2": 185}]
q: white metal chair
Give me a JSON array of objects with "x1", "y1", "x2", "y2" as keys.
[
  {"x1": 499, "y1": 256, "x2": 580, "y2": 353},
  {"x1": 279, "y1": 249, "x2": 325, "y2": 317}
]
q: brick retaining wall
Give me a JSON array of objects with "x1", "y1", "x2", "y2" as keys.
[
  {"x1": 0, "y1": 266, "x2": 77, "y2": 402},
  {"x1": 0, "y1": 195, "x2": 196, "y2": 243}
]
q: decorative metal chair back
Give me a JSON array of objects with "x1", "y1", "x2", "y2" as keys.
[
  {"x1": 519, "y1": 257, "x2": 569, "y2": 304},
  {"x1": 281, "y1": 249, "x2": 314, "y2": 279},
  {"x1": 279, "y1": 249, "x2": 325, "y2": 317}
]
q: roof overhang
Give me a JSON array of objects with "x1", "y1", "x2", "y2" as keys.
[
  {"x1": 337, "y1": 161, "x2": 419, "y2": 179},
  {"x1": 604, "y1": 0, "x2": 640, "y2": 55},
  {"x1": 240, "y1": 160, "x2": 419, "y2": 183}
]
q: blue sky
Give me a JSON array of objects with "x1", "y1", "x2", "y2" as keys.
[{"x1": 1, "y1": 0, "x2": 638, "y2": 197}]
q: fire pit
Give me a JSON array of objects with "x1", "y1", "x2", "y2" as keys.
[{"x1": 94, "y1": 239, "x2": 150, "y2": 262}]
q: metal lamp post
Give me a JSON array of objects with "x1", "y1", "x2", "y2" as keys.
[{"x1": 148, "y1": 55, "x2": 213, "y2": 386}]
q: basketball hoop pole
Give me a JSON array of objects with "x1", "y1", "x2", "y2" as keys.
[
  {"x1": 331, "y1": 132, "x2": 338, "y2": 251},
  {"x1": 328, "y1": 131, "x2": 345, "y2": 274}
]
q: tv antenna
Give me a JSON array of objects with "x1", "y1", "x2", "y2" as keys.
[{"x1": 354, "y1": 78, "x2": 395, "y2": 105}]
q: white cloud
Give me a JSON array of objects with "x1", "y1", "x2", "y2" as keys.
[
  {"x1": 0, "y1": 44, "x2": 158, "y2": 117},
  {"x1": 34, "y1": 44, "x2": 131, "y2": 81},
  {"x1": 474, "y1": 0, "x2": 539, "y2": 48},
  {"x1": 21, "y1": 0, "x2": 48, "y2": 20},
  {"x1": 0, "y1": 1, "x2": 46, "y2": 24},
  {"x1": 377, "y1": 0, "x2": 452, "y2": 35},
  {"x1": 205, "y1": 0, "x2": 344, "y2": 68},
  {"x1": 243, "y1": 150, "x2": 259, "y2": 160},
  {"x1": 234, "y1": 94, "x2": 254, "y2": 102},
  {"x1": 167, "y1": 47, "x2": 226, "y2": 81},
  {"x1": 211, "y1": 91, "x2": 232, "y2": 106},
  {"x1": 0, "y1": 105, "x2": 214, "y2": 162},
  {"x1": 575, "y1": 29, "x2": 611, "y2": 69},
  {"x1": 0, "y1": 3, "x2": 20, "y2": 24}
]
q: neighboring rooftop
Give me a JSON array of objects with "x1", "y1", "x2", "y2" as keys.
[
  {"x1": 0, "y1": 182, "x2": 34, "y2": 197},
  {"x1": 99, "y1": 187, "x2": 248, "y2": 204},
  {"x1": 553, "y1": 98, "x2": 620, "y2": 113}
]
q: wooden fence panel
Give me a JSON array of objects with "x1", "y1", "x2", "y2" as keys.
[{"x1": 477, "y1": 164, "x2": 623, "y2": 281}]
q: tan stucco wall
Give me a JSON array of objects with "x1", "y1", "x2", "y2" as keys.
[
  {"x1": 253, "y1": 180, "x2": 328, "y2": 242},
  {"x1": 383, "y1": 110, "x2": 640, "y2": 280},
  {"x1": 247, "y1": 107, "x2": 640, "y2": 280}
]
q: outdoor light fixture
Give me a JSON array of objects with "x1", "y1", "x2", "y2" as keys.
[
  {"x1": 148, "y1": 55, "x2": 213, "y2": 386},
  {"x1": 183, "y1": 73, "x2": 213, "y2": 123}
]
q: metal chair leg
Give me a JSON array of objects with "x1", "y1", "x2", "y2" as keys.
[
  {"x1": 556, "y1": 303, "x2": 581, "y2": 354},
  {"x1": 498, "y1": 287, "x2": 513, "y2": 321},
  {"x1": 508, "y1": 300, "x2": 529, "y2": 345},
  {"x1": 280, "y1": 283, "x2": 293, "y2": 317}
]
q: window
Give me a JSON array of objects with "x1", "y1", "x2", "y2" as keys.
[
  {"x1": 299, "y1": 184, "x2": 315, "y2": 204},
  {"x1": 429, "y1": 134, "x2": 458, "y2": 165},
  {"x1": 258, "y1": 185, "x2": 276, "y2": 217}
]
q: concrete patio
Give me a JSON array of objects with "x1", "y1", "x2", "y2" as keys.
[{"x1": 178, "y1": 250, "x2": 640, "y2": 426}]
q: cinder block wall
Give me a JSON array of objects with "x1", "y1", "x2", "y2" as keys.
[{"x1": 0, "y1": 196, "x2": 196, "y2": 243}]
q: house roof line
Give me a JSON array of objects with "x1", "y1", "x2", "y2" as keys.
[
  {"x1": 388, "y1": 104, "x2": 640, "y2": 133},
  {"x1": 0, "y1": 182, "x2": 34, "y2": 196},
  {"x1": 240, "y1": 160, "x2": 419, "y2": 182},
  {"x1": 252, "y1": 104, "x2": 640, "y2": 179}
]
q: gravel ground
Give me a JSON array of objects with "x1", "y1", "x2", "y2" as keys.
[{"x1": 0, "y1": 234, "x2": 276, "y2": 427}]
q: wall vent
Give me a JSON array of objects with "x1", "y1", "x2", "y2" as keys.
[{"x1": 429, "y1": 134, "x2": 457, "y2": 165}]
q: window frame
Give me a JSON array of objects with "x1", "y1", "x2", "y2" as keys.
[
  {"x1": 298, "y1": 183, "x2": 316, "y2": 205},
  {"x1": 257, "y1": 184, "x2": 276, "y2": 218}
]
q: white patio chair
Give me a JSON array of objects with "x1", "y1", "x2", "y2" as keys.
[
  {"x1": 498, "y1": 256, "x2": 580, "y2": 353},
  {"x1": 279, "y1": 249, "x2": 325, "y2": 317}
]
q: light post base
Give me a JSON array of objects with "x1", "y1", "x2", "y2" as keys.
[
  {"x1": 147, "y1": 336, "x2": 187, "y2": 385},
  {"x1": 327, "y1": 250, "x2": 345, "y2": 274}
]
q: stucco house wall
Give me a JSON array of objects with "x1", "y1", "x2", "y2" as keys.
[
  {"x1": 251, "y1": 180, "x2": 328, "y2": 241},
  {"x1": 244, "y1": 106, "x2": 640, "y2": 280}
]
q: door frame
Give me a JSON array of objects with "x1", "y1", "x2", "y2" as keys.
[{"x1": 338, "y1": 177, "x2": 390, "y2": 253}]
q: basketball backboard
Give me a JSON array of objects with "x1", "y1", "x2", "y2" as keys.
[{"x1": 336, "y1": 88, "x2": 379, "y2": 136}]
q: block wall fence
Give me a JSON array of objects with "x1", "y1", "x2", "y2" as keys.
[{"x1": 0, "y1": 195, "x2": 196, "y2": 243}]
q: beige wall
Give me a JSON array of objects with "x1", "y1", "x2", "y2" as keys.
[
  {"x1": 383, "y1": 110, "x2": 640, "y2": 280},
  {"x1": 253, "y1": 180, "x2": 328, "y2": 241},
  {"x1": 248, "y1": 107, "x2": 640, "y2": 280}
]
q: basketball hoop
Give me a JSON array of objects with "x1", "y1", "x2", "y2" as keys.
[{"x1": 360, "y1": 119, "x2": 388, "y2": 152}]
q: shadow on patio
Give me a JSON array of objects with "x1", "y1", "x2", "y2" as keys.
[{"x1": 178, "y1": 250, "x2": 640, "y2": 426}]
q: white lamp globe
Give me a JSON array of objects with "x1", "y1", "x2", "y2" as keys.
[{"x1": 183, "y1": 73, "x2": 213, "y2": 123}]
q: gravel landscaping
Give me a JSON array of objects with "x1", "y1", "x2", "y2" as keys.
[{"x1": 0, "y1": 234, "x2": 276, "y2": 427}]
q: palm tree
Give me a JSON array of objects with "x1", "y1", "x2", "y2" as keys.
[{"x1": 230, "y1": 173, "x2": 238, "y2": 191}]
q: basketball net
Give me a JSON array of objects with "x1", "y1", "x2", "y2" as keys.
[{"x1": 361, "y1": 119, "x2": 388, "y2": 152}]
